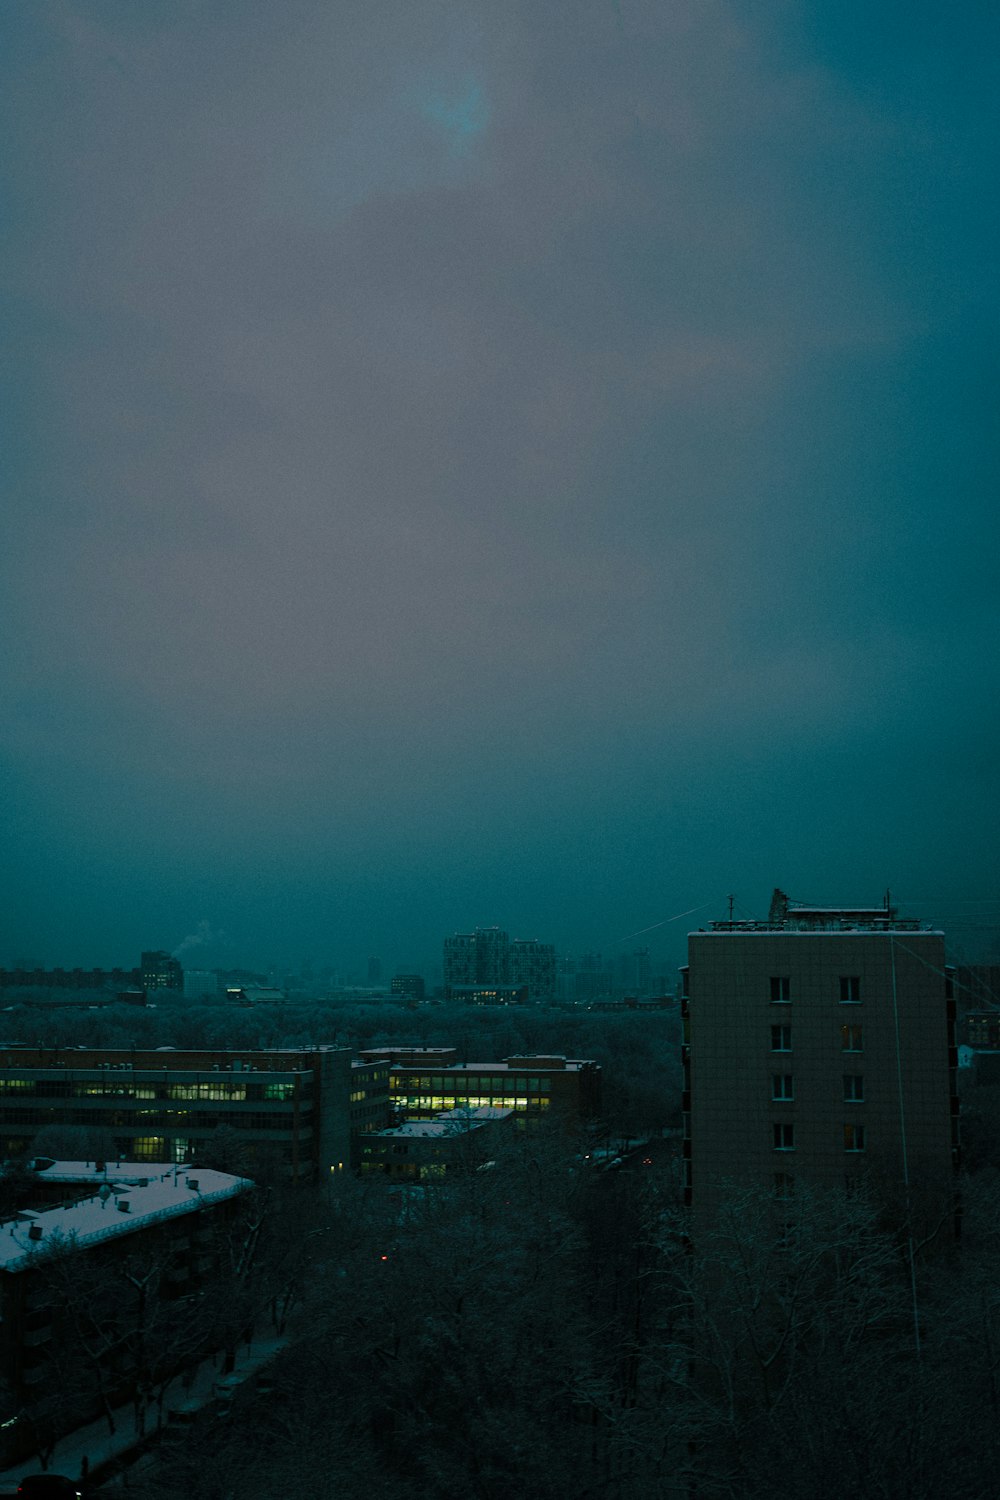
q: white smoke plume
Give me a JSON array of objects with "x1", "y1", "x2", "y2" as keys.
[{"x1": 172, "y1": 921, "x2": 229, "y2": 961}]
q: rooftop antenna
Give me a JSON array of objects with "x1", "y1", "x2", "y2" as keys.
[{"x1": 727, "y1": 894, "x2": 735, "y2": 923}]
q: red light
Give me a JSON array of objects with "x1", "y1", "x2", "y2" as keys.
[{"x1": 380, "y1": 1254, "x2": 389, "y2": 1261}]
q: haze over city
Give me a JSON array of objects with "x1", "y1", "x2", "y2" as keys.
[{"x1": 3, "y1": 1, "x2": 997, "y2": 976}]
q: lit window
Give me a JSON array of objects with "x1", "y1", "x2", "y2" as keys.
[
  {"x1": 773, "y1": 1123, "x2": 795, "y2": 1151},
  {"x1": 771, "y1": 1025, "x2": 792, "y2": 1052},
  {"x1": 840, "y1": 976, "x2": 861, "y2": 1004},
  {"x1": 841, "y1": 1024, "x2": 863, "y2": 1052},
  {"x1": 843, "y1": 1075, "x2": 864, "y2": 1103},
  {"x1": 772, "y1": 1074, "x2": 794, "y2": 1101},
  {"x1": 133, "y1": 1136, "x2": 166, "y2": 1160},
  {"x1": 770, "y1": 977, "x2": 791, "y2": 1004},
  {"x1": 844, "y1": 1124, "x2": 866, "y2": 1152}
]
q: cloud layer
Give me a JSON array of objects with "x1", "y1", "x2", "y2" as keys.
[{"x1": 3, "y1": 0, "x2": 998, "y2": 969}]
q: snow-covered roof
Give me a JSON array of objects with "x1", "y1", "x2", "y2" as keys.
[
  {"x1": 20, "y1": 1159, "x2": 172, "y2": 1184},
  {"x1": 432, "y1": 1060, "x2": 589, "y2": 1072},
  {"x1": 380, "y1": 1107, "x2": 512, "y2": 1139},
  {"x1": 0, "y1": 1166, "x2": 252, "y2": 1273},
  {"x1": 691, "y1": 927, "x2": 943, "y2": 938}
]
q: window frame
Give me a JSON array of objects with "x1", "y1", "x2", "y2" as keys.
[
  {"x1": 770, "y1": 976, "x2": 792, "y2": 1004},
  {"x1": 841, "y1": 1023, "x2": 863, "y2": 1052},
  {"x1": 772, "y1": 1122, "x2": 795, "y2": 1152},
  {"x1": 839, "y1": 975, "x2": 862, "y2": 1004},
  {"x1": 771, "y1": 1073, "x2": 795, "y2": 1102},
  {"x1": 770, "y1": 1024, "x2": 792, "y2": 1052}
]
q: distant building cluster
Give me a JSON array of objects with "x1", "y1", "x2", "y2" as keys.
[
  {"x1": 555, "y1": 947, "x2": 674, "y2": 1004},
  {"x1": 0, "y1": 950, "x2": 182, "y2": 999},
  {"x1": 0, "y1": 886, "x2": 971, "y2": 1224},
  {"x1": 443, "y1": 927, "x2": 556, "y2": 1003},
  {"x1": 0, "y1": 1040, "x2": 602, "y2": 1188},
  {"x1": 390, "y1": 973, "x2": 426, "y2": 1001}
]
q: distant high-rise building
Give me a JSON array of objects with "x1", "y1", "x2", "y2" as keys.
[
  {"x1": 443, "y1": 928, "x2": 556, "y2": 1003},
  {"x1": 573, "y1": 953, "x2": 614, "y2": 1004},
  {"x1": 510, "y1": 939, "x2": 556, "y2": 1003},
  {"x1": 444, "y1": 928, "x2": 509, "y2": 992},
  {"x1": 682, "y1": 889, "x2": 959, "y2": 1229},
  {"x1": 140, "y1": 951, "x2": 183, "y2": 991}
]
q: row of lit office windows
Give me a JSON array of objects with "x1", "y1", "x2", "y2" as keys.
[
  {"x1": 0, "y1": 1080, "x2": 300, "y2": 1102},
  {"x1": 771, "y1": 1074, "x2": 864, "y2": 1102},
  {"x1": 769, "y1": 976, "x2": 862, "y2": 1003},
  {"x1": 128, "y1": 1136, "x2": 300, "y2": 1164},
  {"x1": 394, "y1": 1076, "x2": 551, "y2": 1093},
  {"x1": 394, "y1": 1094, "x2": 549, "y2": 1112},
  {"x1": 771, "y1": 1024, "x2": 863, "y2": 1052}
]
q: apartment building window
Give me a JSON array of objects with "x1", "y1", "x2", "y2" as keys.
[
  {"x1": 844, "y1": 1123, "x2": 866, "y2": 1152},
  {"x1": 843, "y1": 1075, "x2": 864, "y2": 1103},
  {"x1": 840, "y1": 976, "x2": 861, "y2": 1003},
  {"x1": 841, "y1": 1024, "x2": 863, "y2": 1052},
  {"x1": 772, "y1": 1074, "x2": 794, "y2": 1101},
  {"x1": 770, "y1": 976, "x2": 791, "y2": 1003},
  {"x1": 773, "y1": 1172, "x2": 795, "y2": 1198},
  {"x1": 773, "y1": 1123, "x2": 795, "y2": 1151},
  {"x1": 770, "y1": 1025, "x2": 792, "y2": 1052}
]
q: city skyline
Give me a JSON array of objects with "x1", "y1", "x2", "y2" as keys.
[{"x1": 3, "y1": 3, "x2": 997, "y2": 975}]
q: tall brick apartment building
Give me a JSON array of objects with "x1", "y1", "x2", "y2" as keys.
[{"x1": 681, "y1": 890, "x2": 959, "y2": 1225}]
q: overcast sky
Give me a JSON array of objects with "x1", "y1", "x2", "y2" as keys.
[{"x1": 3, "y1": 0, "x2": 998, "y2": 978}]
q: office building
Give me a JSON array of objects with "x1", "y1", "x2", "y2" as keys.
[
  {"x1": 140, "y1": 951, "x2": 184, "y2": 991},
  {"x1": 359, "y1": 1106, "x2": 515, "y2": 1181},
  {"x1": 682, "y1": 889, "x2": 958, "y2": 1225},
  {"x1": 183, "y1": 969, "x2": 219, "y2": 999},
  {"x1": 358, "y1": 1046, "x2": 601, "y2": 1127},
  {"x1": 349, "y1": 1057, "x2": 393, "y2": 1164},
  {"x1": 0, "y1": 954, "x2": 179, "y2": 997},
  {"x1": 509, "y1": 938, "x2": 557, "y2": 1003},
  {"x1": 443, "y1": 928, "x2": 556, "y2": 1003},
  {"x1": 390, "y1": 973, "x2": 426, "y2": 1002},
  {"x1": 0, "y1": 1047, "x2": 353, "y2": 1184}
]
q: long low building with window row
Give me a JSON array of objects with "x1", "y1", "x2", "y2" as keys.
[
  {"x1": 356, "y1": 1048, "x2": 601, "y2": 1125},
  {"x1": 0, "y1": 1047, "x2": 358, "y2": 1182}
]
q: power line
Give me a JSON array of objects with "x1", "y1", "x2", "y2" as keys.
[{"x1": 614, "y1": 894, "x2": 716, "y2": 942}]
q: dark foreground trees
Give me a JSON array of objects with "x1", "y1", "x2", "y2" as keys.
[{"x1": 127, "y1": 1151, "x2": 1000, "y2": 1500}]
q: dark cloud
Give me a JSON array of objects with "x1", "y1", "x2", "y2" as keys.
[{"x1": 2, "y1": 0, "x2": 997, "y2": 970}]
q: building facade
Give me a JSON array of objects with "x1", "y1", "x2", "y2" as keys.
[
  {"x1": 358, "y1": 1107, "x2": 515, "y2": 1181},
  {"x1": 140, "y1": 951, "x2": 184, "y2": 991},
  {"x1": 358, "y1": 1047, "x2": 601, "y2": 1127},
  {"x1": 0, "y1": 1162, "x2": 251, "y2": 1466},
  {"x1": 390, "y1": 973, "x2": 426, "y2": 1002},
  {"x1": 0, "y1": 1047, "x2": 353, "y2": 1184},
  {"x1": 682, "y1": 890, "x2": 958, "y2": 1225},
  {"x1": 443, "y1": 928, "x2": 556, "y2": 1003}
]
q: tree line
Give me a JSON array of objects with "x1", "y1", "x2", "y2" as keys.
[{"x1": 113, "y1": 1140, "x2": 1000, "y2": 1500}]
